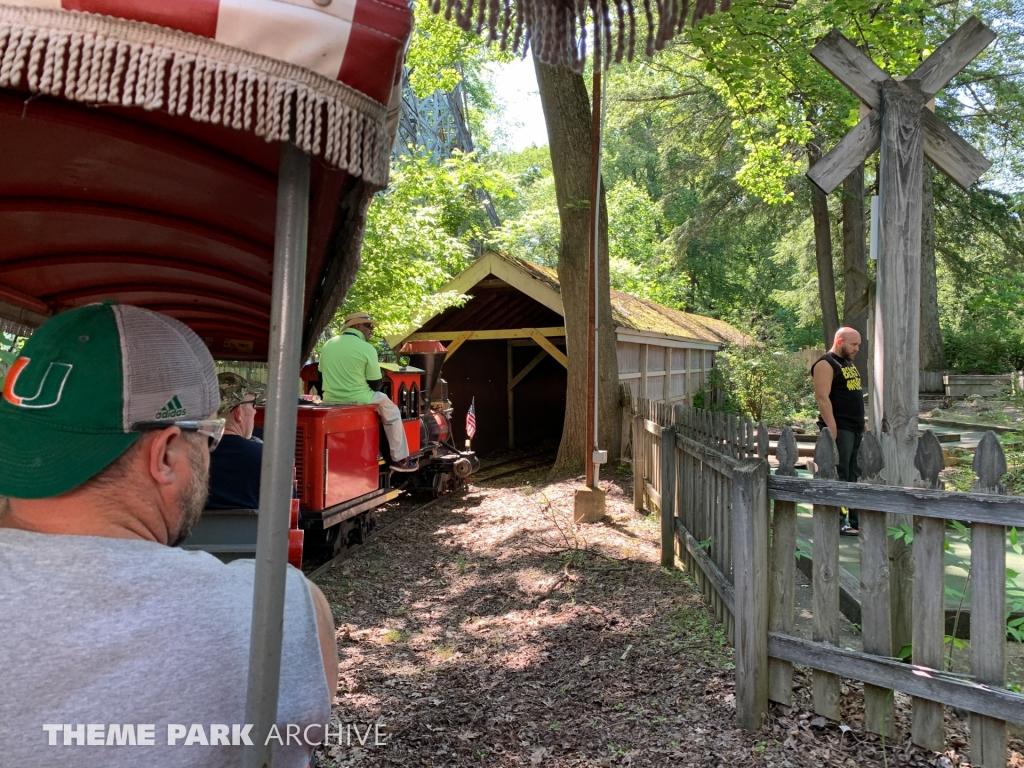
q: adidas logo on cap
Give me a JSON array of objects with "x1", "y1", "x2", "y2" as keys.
[{"x1": 155, "y1": 396, "x2": 187, "y2": 419}]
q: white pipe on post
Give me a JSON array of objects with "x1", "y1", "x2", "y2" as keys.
[{"x1": 243, "y1": 141, "x2": 310, "y2": 768}]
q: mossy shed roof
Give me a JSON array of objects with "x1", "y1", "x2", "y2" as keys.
[{"x1": 389, "y1": 251, "x2": 748, "y2": 348}]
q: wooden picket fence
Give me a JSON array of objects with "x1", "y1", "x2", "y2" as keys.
[
  {"x1": 627, "y1": 398, "x2": 1024, "y2": 766},
  {"x1": 629, "y1": 398, "x2": 767, "y2": 644}
]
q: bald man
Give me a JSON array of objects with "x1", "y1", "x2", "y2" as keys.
[{"x1": 812, "y1": 328, "x2": 866, "y2": 535}]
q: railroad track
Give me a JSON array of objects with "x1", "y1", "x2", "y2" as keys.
[
  {"x1": 305, "y1": 451, "x2": 555, "y2": 581},
  {"x1": 472, "y1": 457, "x2": 554, "y2": 482},
  {"x1": 305, "y1": 495, "x2": 446, "y2": 581}
]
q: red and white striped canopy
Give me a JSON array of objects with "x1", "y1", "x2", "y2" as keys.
[
  {"x1": 8, "y1": 0, "x2": 410, "y2": 104},
  {"x1": 0, "y1": 0, "x2": 414, "y2": 357},
  {"x1": 0, "y1": 0, "x2": 412, "y2": 182}
]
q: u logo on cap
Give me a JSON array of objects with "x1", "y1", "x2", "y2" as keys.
[{"x1": 3, "y1": 358, "x2": 73, "y2": 409}]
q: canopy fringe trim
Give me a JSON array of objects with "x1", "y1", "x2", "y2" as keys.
[
  {"x1": 431, "y1": 0, "x2": 729, "y2": 70},
  {"x1": 0, "y1": 317, "x2": 34, "y2": 338},
  {"x1": 0, "y1": 5, "x2": 391, "y2": 185}
]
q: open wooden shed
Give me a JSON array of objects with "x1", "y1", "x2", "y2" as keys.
[{"x1": 388, "y1": 251, "x2": 746, "y2": 454}]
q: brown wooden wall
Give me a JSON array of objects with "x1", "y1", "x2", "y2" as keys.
[
  {"x1": 511, "y1": 342, "x2": 566, "y2": 449},
  {"x1": 436, "y1": 338, "x2": 567, "y2": 455}
]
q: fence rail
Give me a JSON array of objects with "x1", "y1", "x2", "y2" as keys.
[
  {"x1": 627, "y1": 398, "x2": 1023, "y2": 766},
  {"x1": 630, "y1": 399, "x2": 767, "y2": 643}
]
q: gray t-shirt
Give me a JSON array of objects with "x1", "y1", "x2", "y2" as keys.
[{"x1": 0, "y1": 528, "x2": 331, "y2": 767}]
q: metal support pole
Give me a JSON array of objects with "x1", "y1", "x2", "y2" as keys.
[
  {"x1": 243, "y1": 141, "x2": 310, "y2": 768},
  {"x1": 585, "y1": 63, "x2": 605, "y2": 487}
]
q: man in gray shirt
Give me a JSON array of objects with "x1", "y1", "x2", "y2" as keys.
[{"x1": 0, "y1": 303, "x2": 336, "y2": 768}]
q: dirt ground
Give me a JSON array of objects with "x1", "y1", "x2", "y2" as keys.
[{"x1": 312, "y1": 467, "x2": 1024, "y2": 768}]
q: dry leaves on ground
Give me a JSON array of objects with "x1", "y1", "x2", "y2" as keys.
[{"x1": 313, "y1": 467, "x2": 1023, "y2": 767}]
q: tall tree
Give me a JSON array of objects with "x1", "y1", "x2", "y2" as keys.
[
  {"x1": 533, "y1": 57, "x2": 621, "y2": 470},
  {"x1": 807, "y1": 142, "x2": 840, "y2": 347},
  {"x1": 919, "y1": 163, "x2": 946, "y2": 384},
  {"x1": 689, "y1": 0, "x2": 930, "y2": 341},
  {"x1": 842, "y1": 163, "x2": 869, "y2": 383}
]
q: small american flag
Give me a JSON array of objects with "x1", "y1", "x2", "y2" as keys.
[{"x1": 465, "y1": 397, "x2": 477, "y2": 439}]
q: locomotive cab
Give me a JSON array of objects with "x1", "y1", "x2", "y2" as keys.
[{"x1": 185, "y1": 339, "x2": 479, "y2": 561}]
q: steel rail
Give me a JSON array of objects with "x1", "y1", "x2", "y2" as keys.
[
  {"x1": 306, "y1": 495, "x2": 449, "y2": 582},
  {"x1": 305, "y1": 452, "x2": 555, "y2": 581}
]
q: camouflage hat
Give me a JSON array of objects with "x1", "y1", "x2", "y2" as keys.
[{"x1": 217, "y1": 372, "x2": 263, "y2": 414}]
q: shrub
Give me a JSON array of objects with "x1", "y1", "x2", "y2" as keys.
[
  {"x1": 702, "y1": 341, "x2": 814, "y2": 425},
  {"x1": 944, "y1": 326, "x2": 1024, "y2": 374}
]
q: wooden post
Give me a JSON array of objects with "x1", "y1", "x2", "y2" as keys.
[
  {"x1": 660, "y1": 425, "x2": 676, "y2": 569},
  {"x1": 857, "y1": 432, "x2": 896, "y2": 738},
  {"x1": 812, "y1": 430, "x2": 842, "y2": 721},
  {"x1": 507, "y1": 341, "x2": 515, "y2": 449},
  {"x1": 757, "y1": 420, "x2": 769, "y2": 460},
  {"x1": 632, "y1": 413, "x2": 645, "y2": 512},
  {"x1": 734, "y1": 457, "x2": 769, "y2": 730},
  {"x1": 911, "y1": 430, "x2": 945, "y2": 751},
  {"x1": 970, "y1": 432, "x2": 1008, "y2": 767},
  {"x1": 768, "y1": 426, "x2": 799, "y2": 705},
  {"x1": 876, "y1": 76, "x2": 927, "y2": 659},
  {"x1": 640, "y1": 344, "x2": 648, "y2": 401}
]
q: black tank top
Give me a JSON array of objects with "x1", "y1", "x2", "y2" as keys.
[{"x1": 812, "y1": 352, "x2": 864, "y2": 432}]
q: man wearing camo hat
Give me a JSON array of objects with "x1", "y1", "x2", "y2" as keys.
[
  {"x1": 207, "y1": 373, "x2": 265, "y2": 510},
  {"x1": 0, "y1": 302, "x2": 335, "y2": 767}
]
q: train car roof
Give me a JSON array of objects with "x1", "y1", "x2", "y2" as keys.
[{"x1": 0, "y1": 1, "x2": 413, "y2": 361}]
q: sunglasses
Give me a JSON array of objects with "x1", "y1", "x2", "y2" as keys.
[
  {"x1": 230, "y1": 398, "x2": 258, "y2": 412},
  {"x1": 132, "y1": 419, "x2": 227, "y2": 451}
]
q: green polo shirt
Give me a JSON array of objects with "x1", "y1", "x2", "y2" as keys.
[{"x1": 319, "y1": 329, "x2": 382, "y2": 405}]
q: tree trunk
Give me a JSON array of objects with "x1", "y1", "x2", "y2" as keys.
[
  {"x1": 808, "y1": 143, "x2": 840, "y2": 348},
  {"x1": 534, "y1": 55, "x2": 621, "y2": 472},
  {"x1": 920, "y1": 163, "x2": 946, "y2": 388},
  {"x1": 842, "y1": 164, "x2": 870, "y2": 384}
]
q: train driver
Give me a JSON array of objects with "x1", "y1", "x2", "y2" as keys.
[
  {"x1": 0, "y1": 304, "x2": 336, "y2": 767},
  {"x1": 318, "y1": 311, "x2": 417, "y2": 472}
]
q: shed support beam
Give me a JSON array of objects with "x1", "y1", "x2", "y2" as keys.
[
  {"x1": 405, "y1": 326, "x2": 566, "y2": 342},
  {"x1": 509, "y1": 349, "x2": 548, "y2": 390},
  {"x1": 529, "y1": 328, "x2": 568, "y2": 368},
  {"x1": 507, "y1": 341, "x2": 515, "y2": 448},
  {"x1": 443, "y1": 331, "x2": 473, "y2": 362}
]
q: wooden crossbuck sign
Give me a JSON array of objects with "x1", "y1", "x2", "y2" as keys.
[
  {"x1": 806, "y1": 16, "x2": 995, "y2": 491},
  {"x1": 806, "y1": 17, "x2": 997, "y2": 756},
  {"x1": 808, "y1": 17, "x2": 994, "y2": 195}
]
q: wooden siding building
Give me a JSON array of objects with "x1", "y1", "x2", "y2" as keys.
[{"x1": 388, "y1": 251, "x2": 746, "y2": 453}]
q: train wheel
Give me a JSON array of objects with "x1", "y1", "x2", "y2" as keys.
[{"x1": 324, "y1": 524, "x2": 346, "y2": 558}]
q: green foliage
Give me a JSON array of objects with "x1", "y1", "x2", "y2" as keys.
[
  {"x1": 1009, "y1": 527, "x2": 1024, "y2": 643},
  {"x1": 492, "y1": 147, "x2": 561, "y2": 267},
  {"x1": 937, "y1": 181, "x2": 1024, "y2": 373},
  {"x1": 689, "y1": 0, "x2": 930, "y2": 203},
  {"x1": 889, "y1": 522, "x2": 914, "y2": 545},
  {"x1": 598, "y1": 47, "x2": 817, "y2": 336},
  {"x1": 1001, "y1": 433, "x2": 1024, "y2": 496},
  {"x1": 405, "y1": 0, "x2": 486, "y2": 97},
  {"x1": 703, "y1": 341, "x2": 813, "y2": 424},
  {"x1": 326, "y1": 150, "x2": 513, "y2": 344},
  {"x1": 403, "y1": 0, "x2": 511, "y2": 146}
]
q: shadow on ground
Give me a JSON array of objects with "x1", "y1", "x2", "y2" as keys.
[{"x1": 313, "y1": 467, "x2": 1023, "y2": 768}]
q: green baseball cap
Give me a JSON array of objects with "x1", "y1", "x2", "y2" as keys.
[{"x1": 0, "y1": 303, "x2": 219, "y2": 499}]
